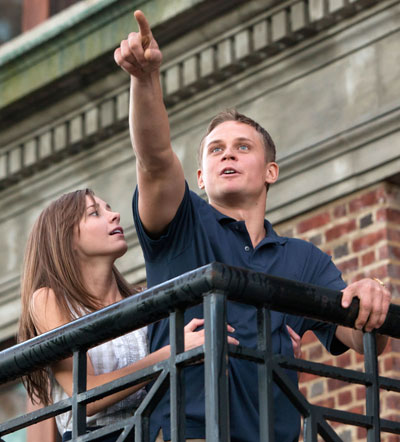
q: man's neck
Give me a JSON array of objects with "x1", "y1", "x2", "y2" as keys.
[{"x1": 210, "y1": 198, "x2": 267, "y2": 248}]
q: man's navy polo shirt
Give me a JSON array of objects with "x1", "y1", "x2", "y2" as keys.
[{"x1": 133, "y1": 182, "x2": 347, "y2": 442}]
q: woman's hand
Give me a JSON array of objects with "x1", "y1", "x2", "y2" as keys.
[
  {"x1": 183, "y1": 318, "x2": 239, "y2": 351},
  {"x1": 287, "y1": 325, "x2": 302, "y2": 358}
]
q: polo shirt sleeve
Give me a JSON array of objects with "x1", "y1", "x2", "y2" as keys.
[
  {"x1": 287, "y1": 244, "x2": 349, "y2": 355},
  {"x1": 132, "y1": 182, "x2": 194, "y2": 263}
]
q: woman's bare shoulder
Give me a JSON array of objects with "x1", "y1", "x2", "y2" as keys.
[{"x1": 31, "y1": 287, "x2": 69, "y2": 334}]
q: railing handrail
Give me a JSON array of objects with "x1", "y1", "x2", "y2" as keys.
[{"x1": 1, "y1": 261, "x2": 400, "y2": 387}]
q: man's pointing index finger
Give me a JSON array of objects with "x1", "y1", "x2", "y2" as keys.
[{"x1": 134, "y1": 10, "x2": 152, "y2": 48}]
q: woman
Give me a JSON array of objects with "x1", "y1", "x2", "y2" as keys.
[{"x1": 19, "y1": 189, "x2": 239, "y2": 441}]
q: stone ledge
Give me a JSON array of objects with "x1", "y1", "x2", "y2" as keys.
[
  {"x1": 0, "y1": 0, "x2": 382, "y2": 193},
  {"x1": 0, "y1": 0, "x2": 248, "y2": 113}
]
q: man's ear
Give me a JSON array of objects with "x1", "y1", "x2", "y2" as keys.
[
  {"x1": 265, "y1": 162, "x2": 279, "y2": 185},
  {"x1": 197, "y1": 168, "x2": 205, "y2": 189}
]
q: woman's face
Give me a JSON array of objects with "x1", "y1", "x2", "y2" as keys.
[{"x1": 73, "y1": 195, "x2": 128, "y2": 261}]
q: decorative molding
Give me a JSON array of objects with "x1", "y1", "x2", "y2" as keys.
[{"x1": 0, "y1": 0, "x2": 382, "y2": 192}]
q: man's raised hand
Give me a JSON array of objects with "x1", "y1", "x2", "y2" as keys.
[{"x1": 114, "y1": 10, "x2": 162, "y2": 78}]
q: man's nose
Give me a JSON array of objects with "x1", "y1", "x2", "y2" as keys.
[{"x1": 222, "y1": 146, "x2": 236, "y2": 160}]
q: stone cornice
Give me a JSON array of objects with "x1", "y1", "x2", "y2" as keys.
[
  {"x1": 0, "y1": 0, "x2": 248, "y2": 123},
  {"x1": 0, "y1": 0, "x2": 385, "y2": 193}
]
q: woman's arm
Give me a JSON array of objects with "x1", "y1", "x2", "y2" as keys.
[{"x1": 32, "y1": 289, "x2": 238, "y2": 416}]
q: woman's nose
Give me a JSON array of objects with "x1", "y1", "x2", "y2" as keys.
[{"x1": 110, "y1": 211, "x2": 120, "y2": 222}]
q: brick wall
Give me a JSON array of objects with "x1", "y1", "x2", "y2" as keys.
[{"x1": 275, "y1": 181, "x2": 400, "y2": 442}]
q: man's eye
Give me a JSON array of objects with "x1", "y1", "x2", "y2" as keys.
[
  {"x1": 211, "y1": 147, "x2": 222, "y2": 153},
  {"x1": 238, "y1": 145, "x2": 249, "y2": 151}
]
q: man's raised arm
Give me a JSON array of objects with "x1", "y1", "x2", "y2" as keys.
[{"x1": 114, "y1": 10, "x2": 185, "y2": 235}]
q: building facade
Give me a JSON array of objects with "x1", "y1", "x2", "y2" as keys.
[{"x1": 0, "y1": 0, "x2": 399, "y2": 440}]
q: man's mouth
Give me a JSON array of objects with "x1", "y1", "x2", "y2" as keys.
[{"x1": 221, "y1": 168, "x2": 238, "y2": 175}]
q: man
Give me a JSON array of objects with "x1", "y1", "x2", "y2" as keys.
[{"x1": 114, "y1": 11, "x2": 391, "y2": 442}]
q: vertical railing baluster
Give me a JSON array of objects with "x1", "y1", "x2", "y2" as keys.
[
  {"x1": 160, "y1": 70, "x2": 167, "y2": 97},
  {"x1": 50, "y1": 127, "x2": 56, "y2": 154},
  {"x1": 112, "y1": 95, "x2": 118, "y2": 126},
  {"x1": 204, "y1": 292, "x2": 230, "y2": 442},
  {"x1": 170, "y1": 309, "x2": 186, "y2": 442},
  {"x1": 364, "y1": 332, "x2": 381, "y2": 442},
  {"x1": 5, "y1": 150, "x2": 10, "y2": 178},
  {"x1": 304, "y1": 0, "x2": 311, "y2": 27},
  {"x1": 303, "y1": 414, "x2": 318, "y2": 442},
  {"x1": 257, "y1": 307, "x2": 274, "y2": 442},
  {"x1": 285, "y1": 6, "x2": 292, "y2": 35},
  {"x1": 81, "y1": 111, "x2": 87, "y2": 139},
  {"x1": 229, "y1": 36, "x2": 236, "y2": 65},
  {"x1": 97, "y1": 102, "x2": 102, "y2": 131},
  {"x1": 72, "y1": 349, "x2": 87, "y2": 439},
  {"x1": 19, "y1": 144, "x2": 24, "y2": 171},
  {"x1": 35, "y1": 135, "x2": 40, "y2": 162},
  {"x1": 178, "y1": 62, "x2": 184, "y2": 91},
  {"x1": 323, "y1": 0, "x2": 330, "y2": 17},
  {"x1": 65, "y1": 120, "x2": 71, "y2": 148}
]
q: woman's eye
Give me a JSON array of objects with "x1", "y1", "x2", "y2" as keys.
[{"x1": 89, "y1": 210, "x2": 99, "y2": 216}]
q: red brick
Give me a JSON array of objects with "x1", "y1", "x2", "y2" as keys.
[
  {"x1": 309, "y1": 345, "x2": 323, "y2": 360},
  {"x1": 357, "y1": 426, "x2": 367, "y2": 439},
  {"x1": 337, "y1": 257, "x2": 359, "y2": 274},
  {"x1": 355, "y1": 352, "x2": 365, "y2": 363},
  {"x1": 361, "y1": 250, "x2": 376, "y2": 267},
  {"x1": 389, "y1": 263, "x2": 400, "y2": 279},
  {"x1": 297, "y1": 212, "x2": 331, "y2": 234},
  {"x1": 338, "y1": 390, "x2": 353, "y2": 406},
  {"x1": 387, "y1": 208, "x2": 400, "y2": 223},
  {"x1": 388, "y1": 339, "x2": 400, "y2": 352},
  {"x1": 356, "y1": 386, "x2": 365, "y2": 401},
  {"x1": 302, "y1": 331, "x2": 317, "y2": 345},
  {"x1": 391, "y1": 283, "x2": 400, "y2": 299},
  {"x1": 327, "y1": 378, "x2": 348, "y2": 392},
  {"x1": 379, "y1": 245, "x2": 389, "y2": 260},
  {"x1": 299, "y1": 385, "x2": 308, "y2": 396},
  {"x1": 387, "y1": 228, "x2": 400, "y2": 242},
  {"x1": 350, "y1": 405, "x2": 364, "y2": 414},
  {"x1": 349, "y1": 188, "x2": 386, "y2": 213},
  {"x1": 386, "y1": 394, "x2": 400, "y2": 410},
  {"x1": 315, "y1": 397, "x2": 335, "y2": 408},
  {"x1": 336, "y1": 352, "x2": 352, "y2": 368},
  {"x1": 388, "y1": 245, "x2": 400, "y2": 260},
  {"x1": 384, "y1": 414, "x2": 400, "y2": 422},
  {"x1": 352, "y1": 229, "x2": 386, "y2": 252},
  {"x1": 325, "y1": 219, "x2": 357, "y2": 242},
  {"x1": 383, "y1": 356, "x2": 399, "y2": 372},
  {"x1": 363, "y1": 265, "x2": 389, "y2": 280},
  {"x1": 300, "y1": 372, "x2": 319, "y2": 383},
  {"x1": 334, "y1": 204, "x2": 347, "y2": 218},
  {"x1": 349, "y1": 273, "x2": 365, "y2": 284}
]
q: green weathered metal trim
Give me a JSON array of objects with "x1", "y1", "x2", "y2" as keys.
[
  {"x1": 0, "y1": 0, "x2": 126, "y2": 67},
  {"x1": 0, "y1": 0, "x2": 207, "y2": 108}
]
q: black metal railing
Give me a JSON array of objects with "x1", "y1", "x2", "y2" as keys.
[{"x1": 1, "y1": 262, "x2": 400, "y2": 441}]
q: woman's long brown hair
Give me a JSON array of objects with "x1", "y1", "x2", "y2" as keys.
[{"x1": 18, "y1": 189, "x2": 136, "y2": 405}]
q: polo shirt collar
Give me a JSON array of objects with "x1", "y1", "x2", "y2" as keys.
[{"x1": 210, "y1": 205, "x2": 288, "y2": 245}]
